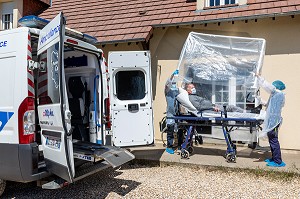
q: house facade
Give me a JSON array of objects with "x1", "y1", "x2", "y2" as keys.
[
  {"x1": 40, "y1": 0, "x2": 300, "y2": 150},
  {"x1": 0, "y1": 0, "x2": 50, "y2": 30}
]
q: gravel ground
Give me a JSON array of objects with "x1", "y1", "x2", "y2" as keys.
[{"x1": 2, "y1": 164, "x2": 300, "y2": 199}]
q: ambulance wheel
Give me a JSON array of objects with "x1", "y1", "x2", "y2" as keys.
[
  {"x1": 181, "y1": 149, "x2": 189, "y2": 159},
  {"x1": 226, "y1": 153, "x2": 236, "y2": 163},
  {"x1": 0, "y1": 179, "x2": 6, "y2": 197},
  {"x1": 187, "y1": 146, "x2": 194, "y2": 154}
]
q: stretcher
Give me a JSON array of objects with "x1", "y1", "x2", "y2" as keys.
[
  {"x1": 165, "y1": 108, "x2": 265, "y2": 162},
  {"x1": 162, "y1": 32, "x2": 267, "y2": 162}
]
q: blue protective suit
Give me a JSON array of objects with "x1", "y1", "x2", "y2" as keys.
[
  {"x1": 258, "y1": 76, "x2": 285, "y2": 137},
  {"x1": 164, "y1": 75, "x2": 179, "y2": 125}
]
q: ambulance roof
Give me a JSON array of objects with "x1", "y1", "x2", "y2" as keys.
[{"x1": 18, "y1": 15, "x2": 98, "y2": 45}]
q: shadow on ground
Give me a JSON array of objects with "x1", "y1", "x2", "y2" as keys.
[{"x1": 3, "y1": 166, "x2": 142, "y2": 199}]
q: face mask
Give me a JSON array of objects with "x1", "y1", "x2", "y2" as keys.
[{"x1": 191, "y1": 88, "x2": 196, "y2": 94}]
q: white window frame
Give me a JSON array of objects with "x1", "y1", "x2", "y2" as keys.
[
  {"x1": 210, "y1": 78, "x2": 255, "y2": 109},
  {"x1": 2, "y1": 13, "x2": 13, "y2": 30},
  {"x1": 206, "y1": 0, "x2": 238, "y2": 7},
  {"x1": 2, "y1": 1, "x2": 14, "y2": 30}
]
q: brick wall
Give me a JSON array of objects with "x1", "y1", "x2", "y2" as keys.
[{"x1": 23, "y1": 0, "x2": 50, "y2": 16}]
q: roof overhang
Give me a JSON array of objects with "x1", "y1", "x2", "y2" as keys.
[
  {"x1": 153, "y1": 11, "x2": 300, "y2": 28},
  {"x1": 96, "y1": 38, "x2": 146, "y2": 45}
]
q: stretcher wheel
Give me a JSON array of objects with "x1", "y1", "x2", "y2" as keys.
[
  {"x1": 248, "y1": 142, "x2": 257, "y2": 149},
  {"x1": 181, "y1": 149, "x2": 189, "y2": 159},
  {"x1": 225, "y1": 153, "x2": 236, "y2": 163},
  {"x1": 187, "y1": 146, "x2": 194, "y2": 154}
]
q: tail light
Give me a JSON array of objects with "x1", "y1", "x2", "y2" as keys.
[{"x1": 18, "y1": 97, "x2": 35, "y2": 144}]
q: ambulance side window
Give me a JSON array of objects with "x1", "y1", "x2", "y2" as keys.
[
  {"x1": 37, "y1": 43, "x2": 60, "y2": 105},
  {"x1": 115, "y1": 70, "x2": 145, "y2": 100}
]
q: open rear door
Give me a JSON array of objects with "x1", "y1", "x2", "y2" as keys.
[
  {"x1": 109, "y1": 51, "x2": 154, "y2": 147},
  {"x1": 37, "y1": 12, "x2": 74, "y2": 182}
]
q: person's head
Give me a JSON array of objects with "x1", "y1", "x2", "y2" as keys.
[
  {"x1": 185, "y1": 83, "x2": 197, "y2": 94},
  {"x1": 272, "y1": 80, "x2": 286, "y2": 91}
]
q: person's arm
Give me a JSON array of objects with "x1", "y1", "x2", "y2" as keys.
[
  {"x1": 256, "y1": 75, "x2": 275, "y2": 94},
  {"x1": 256, "y1": 96, "x2": 267, "y2": 106}
]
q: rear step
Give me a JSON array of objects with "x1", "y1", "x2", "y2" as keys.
[
  {"x1": 72, "y1": 141, "x2": 135, "y2": 168},
  {"x1": 42, "y1": 142, "x2": 135, "y2": 190},
  {"x1": 42, "y1": 161, "x2": 110, "y2": 189}
]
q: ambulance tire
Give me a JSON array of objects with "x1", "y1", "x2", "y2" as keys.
[{"x1": 0, "y1": 179, "x2": 6, "y2": 196}]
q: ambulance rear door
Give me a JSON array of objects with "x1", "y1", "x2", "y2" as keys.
[
  {"x1": 37, "y1": 12, "x2": 74, "y2": 182},
  {"x1": 108, "y1": 51, "x2": 154, "y2": 147}
]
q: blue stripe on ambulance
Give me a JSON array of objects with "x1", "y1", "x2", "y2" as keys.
[{"x1": 0, "y1": 112, "x2": 14, "y2": 132}]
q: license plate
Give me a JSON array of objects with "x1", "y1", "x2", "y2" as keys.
[{"x1": 45, "y1": 137, "x2": 61, "y2": 149}]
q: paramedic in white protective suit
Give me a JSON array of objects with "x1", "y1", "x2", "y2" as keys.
[{"x1": 256, "y1": 74, "x2": 286, "y2": 167}]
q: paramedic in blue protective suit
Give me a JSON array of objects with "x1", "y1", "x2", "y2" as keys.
[
  {"x1": 256, "y1": 74, "x2": 286, "y2": 167},
  {"x1": 186, "y1": 83, "x2": 245, "y2": 113},
  {"x1": 164, "y1": 70, "x2": 183, "y2": 154}
]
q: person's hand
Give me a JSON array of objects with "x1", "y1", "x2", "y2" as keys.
[
  {"x1": 255, "y1": 72, "x2": 261, "y2": 77},
  {"x1": 213, "y1": 106, "x2": 220, "y2": 112}
]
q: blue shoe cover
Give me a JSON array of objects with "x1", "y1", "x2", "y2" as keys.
[
  {"x1": 166, "y1": 148, "x2": 174, "y2": 154},
  {"x1": 264, "y1": 158, "x2": 274, "y2": 163},
  {"x1": 267, "y1": 161, "x2": 286, "y2": 167}
]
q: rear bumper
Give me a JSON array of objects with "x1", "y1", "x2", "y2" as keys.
[{"x1": 0, "y1": 143, "x2": 49, "y2": 182}]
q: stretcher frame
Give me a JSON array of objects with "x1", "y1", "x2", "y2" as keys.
[{"x1": 166, "y1": 110, "x2": 263, "y2": 162}]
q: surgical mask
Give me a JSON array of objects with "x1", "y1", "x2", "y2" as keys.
[{"x1": 191, "y1": 88, "x2": 196, "y2": 94}]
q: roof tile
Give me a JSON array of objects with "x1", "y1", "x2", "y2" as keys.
[
  {"x1": 161, "y1": 18, "x2": 172, "y2": 24},
  {"x1": 261, "y1": 2, "x2": 274, "y2": 9},
  {"x1": 171, "y1": 17, "x2": 183, "y2": 23},
  {"x1": 267, "y1": 7, "x2": 282, "y2": 13},
  {"x1": 40, "y1": 0, "x2": 299, "y2": 44}
]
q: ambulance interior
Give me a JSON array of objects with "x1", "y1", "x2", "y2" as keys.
[
  {"x1": 32, "y1": 37, "x2": 102, "y2": 145},
  {"x1": 64, "y1": 48, "x2": 100, "y2": 142}
]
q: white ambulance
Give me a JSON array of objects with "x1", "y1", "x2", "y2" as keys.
[{"x1": 0, "y1": 12, "x2": 154, "y2": 195}]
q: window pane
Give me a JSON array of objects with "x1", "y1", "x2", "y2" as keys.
[
  {"x1": 236, "y1": 103, "x2": 245, "y2": 109},
  {"x1": 236, "y1": 92, "x2": 245, "y2": 102},
  {"x1": 2, "y1": 14, "x2": 12, "y2": 30},
  {"x1": 196, "y1": 83, "x2": 212, "y2": 100},
  {"x1": 215, "y1": 92, "x2": 221, "y2": 102},
  {"x1": 216, "y1": 0, "x2": 220, "y2": 6},
  {"x1": 210, "y1": 0, "x2": 214, "y2": 6},
  {"x1": 231, "y1": 0, "x2": 235, "y2": 4},
  {"x1": 38, "y1": 43, "x2": 60, "y2": 104},
  {"x1": 223, "y1": 92, "x2": 229, "y2": 102},
  {"x1": 225, "y1": 0, "x2": 230, "y2": 4},
  {"x1": 115, "y1": 71, "x2": 145, "y2": 100}
]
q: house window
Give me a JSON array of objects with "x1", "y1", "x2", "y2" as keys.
[
  {"x1": 2, "y1": 2, "x2": 14, "y2": 30},
  {"x1": 2, "y1": 14, "x2": 12, "y2": 30},
  {"x1": 207, "y1": 0, "x2": 236, "y2": 7},
  {"x1": 196, "y1": 79, "x2": 255, "y2": 110}
]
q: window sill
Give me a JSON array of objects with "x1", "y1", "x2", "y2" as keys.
[{"x1": 203, "y1": 3, "x2": 238, "y2": 10}]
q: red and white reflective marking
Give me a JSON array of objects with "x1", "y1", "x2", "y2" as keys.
[
  {"x1": 37, "y1": 51, "x2": 48, "y2": 97},
  {"x1": 27, "y1": 33, "x2": 35, "y2": 97}
]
